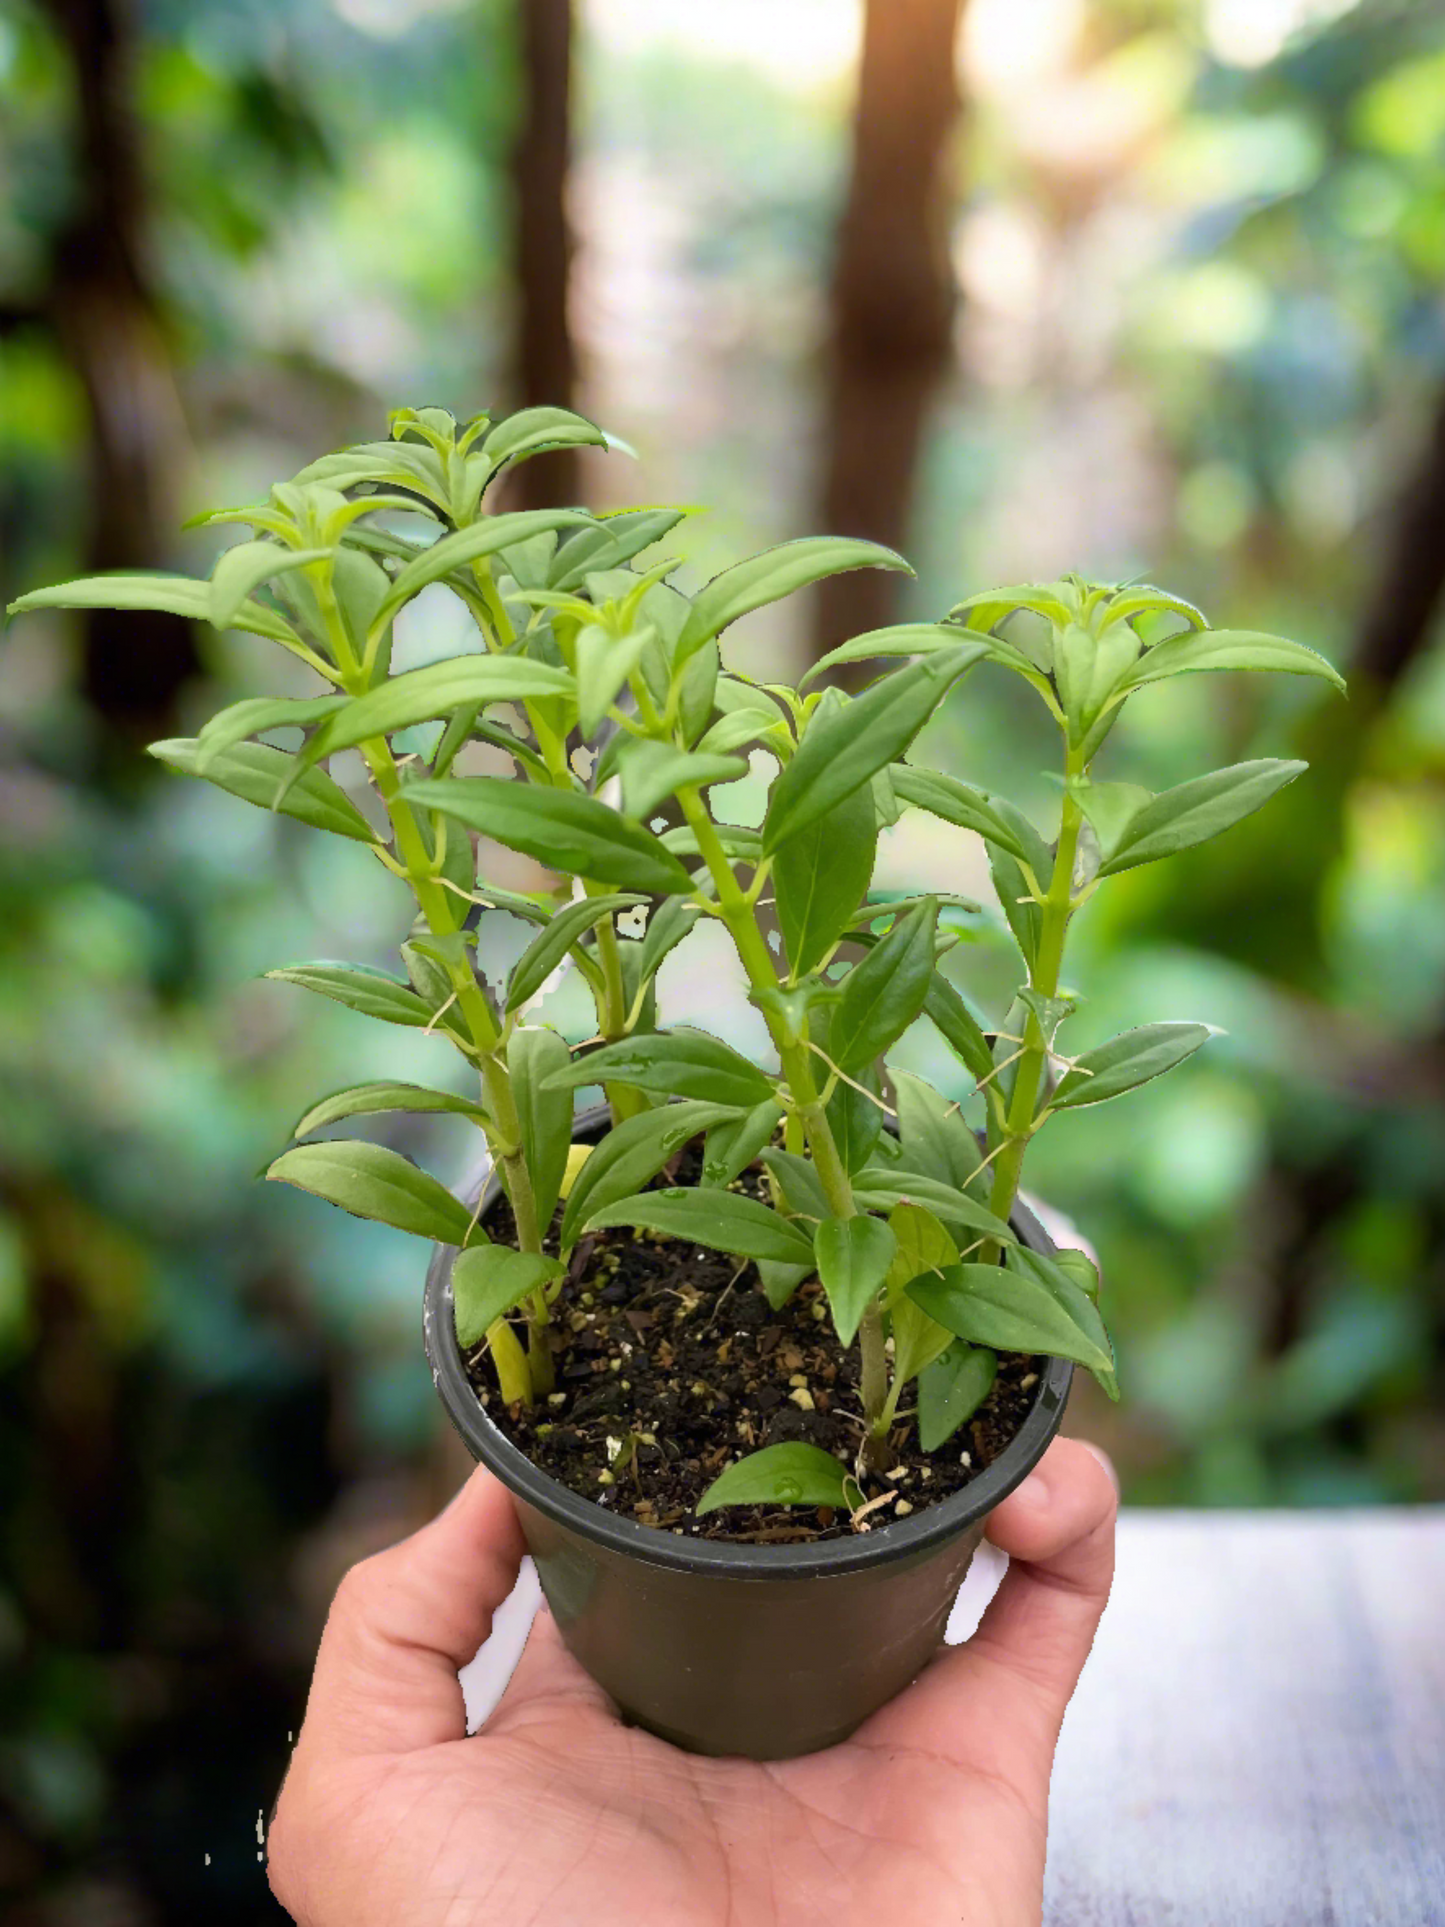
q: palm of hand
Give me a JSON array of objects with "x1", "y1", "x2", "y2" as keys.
[{"x1": 268, "y1": 1443, "x2": 1113, "y2": 1927}]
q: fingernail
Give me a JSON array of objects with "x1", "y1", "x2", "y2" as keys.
[{"x1": 1079, "y1": 1441, "x2": 1120, "y2": 1495}]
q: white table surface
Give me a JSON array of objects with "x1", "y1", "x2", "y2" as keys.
[{"x1": 460, "y1": 1510, "x2": 1445, "y2": 1924}]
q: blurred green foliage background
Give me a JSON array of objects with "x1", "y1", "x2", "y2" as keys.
[{"x1": 2, "y1": 0, "x2": 1443, "y2": 1918}]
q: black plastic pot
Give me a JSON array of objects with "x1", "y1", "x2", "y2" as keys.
[{"x1": 423, "y1": 1108, "x2": 1073, "y2": 1760}]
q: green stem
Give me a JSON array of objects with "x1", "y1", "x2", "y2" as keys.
[
  {"x1": 982, "y1": 741, "x2": 1084, "y2": 1258},
  {"x1": 676, "y1": 787, "x2": 892, "y2": 1464}
]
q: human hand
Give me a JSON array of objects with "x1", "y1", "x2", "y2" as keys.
[{"x1": 267, "y1": 1436, "x2": 1116, "y2": 1927}]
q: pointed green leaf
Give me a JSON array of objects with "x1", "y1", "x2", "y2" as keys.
[
  {"x1": 505, "y1": 893, "x2": 646, "y2": 1013},
  {"x1": 508, "y1": 1027, "x2": 573, "y2": 1232},
  {"x1": 635, "y1": 896, "x2": 705, "y2": 986},
  {"x1": 195, "y1": 694, "x2": 346, "y2": 770},
  {"x1": 907, "y1": 1259, "x2": 1112, "y2": 1372},
  {"x1": 826, "y1": 1075, "x2": 885, "y2": 1175},
  {"x1": 697, "y1": 1441, "x2": 851, "y2": 1515},
  {"x1": 892, "y1": 1071, "x2": 984, "y2": 1192},
  {"x1": 757, "y1": 1260, "x2": 815, "y2": 1311},
  {"x1": 773, "y1": 757, "x2": 877, "y2": 979},
  {"x1": 918, "y1": 1342, "x2": 997, "y2": 1451},
  {"x1": 267, "y1": 1140, "x2": 473, "y2": 1244},
  {"x1": 883, "y1": 1201, "x2": 958, "y2": 1304},
  {"x1": 851, "y1": 1171, "x2": 1016, "y2": 1247},
  {"x1": 1096, "y1": 760, "x2": 1308, "y2": 876},
  {"x1": 294, "y1": 1081, "x2": 489, "y2": 1136},
  {"x1": 482, "y1": 405, "x2": 609, "y2": 469},
  {"x1": 696, "y1": 706, "x2": 790, "y2": 755},
  {"x1": 452, "y1": 1245, "x2": 564, "y2": 1348},
  {"x1": 8, "y1": 570, "x2": 298, "y2": 643},
  {"x1": 701, "y1": 1101, "x2": 783, "y2": 1188},
  {"x1": 1076, "y1": 779, "x2": 1152, "y2": 856},
  {"x1": 814, "y1": 1214, "x2": 897, "y2": 1346},
  {"x1": 148, "y1": 740, "x2": 376, "y2": 843},
  {"x1": 800, "y1": 623, "x2": 990, "y2": 688},
  {"x1": 304, "y1": 658, "x2": 574, "y2": 763},
  {"x1": 543, "y1": 1029, "x2": 775, "y2": 1109},
  {"x1": 209, "y1": 543, "x2": 331, "y2": 629},
  {"x1": 676, "y1": 536, "x2": 910, "y2": 664},
  {"x1": 829, "y1": 898, "x2": 937, "y2": 1072},
  {"x1": 618, "y1": 741, "x2": 748, "y2": 820},
  {"x1": 922, "y1": 975, "x2": 995, "y2": 1085},
  {"x1": 265, "y1": 961, "x2": 435, "y2": 1027},
  {"x1": 1119, "y1": 628, "x2": 1345, "y2": 695},
  {"x1": 763, "y1": 653, "x2": 971, "y2": 853},
  {"x1": 990, "y1": 845, "x2": 1042, "y2": 971},
  {"x1": 549, "y1": 508, "x2": 690, "y2": 589},
  {"x1": 890, "y1": 1294, "x2": 956, "y2": 1386},
  {"x1": 890, "y1": 766, "x2": 1037, "y2": 866},
  {"x1": 403, "y1": 777, "x2": 692, "y2": 895},
  {"x1": 583, "y1": 1187, "x2": 816, "y2": 1264},
  {"x1": 560, "y1": 1100, "x2": 741, "y2": 1249},
  {"x1": 376, "y1": 508, "x2": 595, "y2": 619},
  {"x1": 760, "y1": 1148, "x2": 831, "y2": 1221},
  {"x1": 1051, "y1": 1021, "x2": 1215, "y2": 1110}
]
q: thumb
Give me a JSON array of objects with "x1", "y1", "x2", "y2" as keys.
[{"x1": 298, "y1": 1463, "x2": 526, "y2": 1756}]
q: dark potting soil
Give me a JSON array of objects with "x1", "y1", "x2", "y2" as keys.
[{"x1": 462, "y1": 1142, "x2": 1043, "y2": 1545}]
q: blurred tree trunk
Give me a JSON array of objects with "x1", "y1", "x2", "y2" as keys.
[
  {"x1": 813, "y1": 0, "x2": 966, "y2": 672},
  {"x1": 508, "y1": 0, "x2": 579, "y2": 509},
  {"x1": 44, "y1": 0, "x2": 196, "y2": 736},
  {"x1": 1353, "y1": 379, "x2": 1445, "y2": 699}
]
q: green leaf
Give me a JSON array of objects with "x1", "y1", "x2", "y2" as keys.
[
  {"x1": 702, "y1": 1101, "x2": 783, "y2": 1188},
  {"x1": 376, "y1": 508, "x2": 595, "y2": 620},
  {"x1": 851, "y1": 1171, "x2": 1016, "y2": 1248},
  {"x1": 883, "y1": 1201, "x2": 958, "y2": 1304},
  {"x1": 800, "y1": 622, "x2": 989, "y2": 688},
  {"x1": 147, "y1": 740, "x2": 377, "y2": 843},
  {"x1": 560, "y1": 1100, "x2": 742, "y2": 1249},
  {"x1": 543, "y1": 1029, "x2": 775, "y2": 1109},
  {"x1": 304, "y1": 657, "x2": 574, "y2": 763},
  {"x1": 890, "y1": 766, "x2": 1037, "y2": 866},
  {"x1": 195, "y1": 694, "x2": 346, "y2": 770},
  {"x1": 990, "y1": 846, "x2": 1042, "y2": 971},
  {"x1": 505, "y1": 893, "x2": 646, "y2": 1013},
  {"x1": 773, "y1": 754, "x2": 877, "y2": 978},
  {"x1": 829, "y1": 899, "x2": 937, "y2": 1072},
  {"x1": 890, "y1": 1294, "x2": 956, "y2": 1386},
  {"x1": 575, "y1": 621, "x2": 651, "y2": 736},
  {"x1": 209, "y1": 543, "x2": 331, "y2": 629},
  {"x1": 483, "y1": 405, "x2": 609, "y2": 470},
  {"x1": 403, "y1": 778, "x2": 693, "y2": 895},
  {"x1": 267, "y1": 1140, "x2": 473, "y2": 1244},
  {"x1": 757, "y1": 1260, "x2": 814, "y2": 1311},
  {"x1": 918, "y1": 1342, "x2": 997, "y2": 1451},
  {"x1": 293, "y1": 1081, "x2": 489, "y2": 1136},
  {"x1": 676, "y1": 536, "x2": 910, "y2": 664},
  {"x1": 922, "y1": 975, "x2": 995, "y2": 1085},
  {"x1": 763, "y1": 653, "x2": 971, "y2": 853},
  {"x1": 1118, "y1": 628, "x2": 1346, "y2": 695},
  {"x1": 1051, "y1": 1021, "x2": 1215, "y2": 1110},
  {"x1": 7, "y1": 570, "x2": 298, "y2": 643},
  {"x1": 452, "y1": 1246, "x2": 564, "y2": 1348},
  {"x1": 1051, "y1": 1246, "x2": 1101, "y2": 1300},
  {"x1": 583, "y1": 1187, "x2": 815, "y2": 1265},
  {"x1": 618, "y1": 741, "x2": 748, "y2": 821},
  {"x1": 635, "y1": 896, "x2": 705, "y2": 986},
  {"x1": 891, "y1": 1071, "x2": 983, "y2": 1192},
  {"x1": 1075, "y1": 779, "x2": 1152, "y2": 856},
  {"x1": 907, "y1": 1259, "x2": 1113, "y2": 1373},
  {"x1": 1096, "y1": 760, "x2": 1308, "y2": 876},
  {"x1": 814, "y1": 1214, "x2": 897, "y2": 1346},
  {"x1": 265, "y1": 961, "x2": 435, "y2": 1027},
  {"x1": 696, "y1": 1441, "x2": 851, "y2": 1515},
  {"x1": 826, "y1": 1075, "x2": 884, "y2": 1174},
  {"x1": 676, "y1": 637, "x2": 722, "y2": 747},
  {"x1": 759, "y1": 1148, "x2": 831, "y2": 1221},
  {"x1": 549, "y1": 508, "x2": 690, "y2": 589},
  {"x1": 696, "y1": 707, "x2": 790, "y2": 756},
  {"x1": 508, "y1": 1027, "x2": 573, "y2": 1232}
]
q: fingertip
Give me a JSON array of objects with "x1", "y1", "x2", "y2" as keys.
[{"x1": 985, "y1": 1436, "x2": 1117, "y2": 1562}]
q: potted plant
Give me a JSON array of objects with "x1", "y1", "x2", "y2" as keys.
[{"x1": 9, "y1": 405, "x2": 1345, "y2": 1759}]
